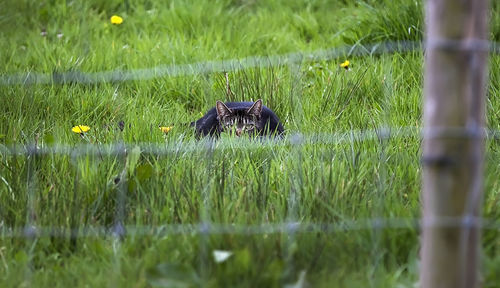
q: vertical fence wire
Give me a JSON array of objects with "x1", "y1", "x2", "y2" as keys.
[
  {"x1": 200, "y1": 140, "x2": 216, "y2": 283},
  {"x1": 24, "y1": 144, "x2": 37, "y2": 287},
  {"x1": 458, "y1": 29, "x2": 489, "y2": 288},
  {"x1": 112, "y1": 143, "x2": 127, "y2": 287},
  {"x1": 374, "y1": 57, "x2": 390, "y2": 276},
  {"x1": 70, "y1": 151, "x2": 80, "y2": 253},
  {"x1": 284, "y1": 60, "x2": 305, "y2": 283}
]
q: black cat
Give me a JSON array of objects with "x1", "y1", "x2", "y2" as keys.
[{"x1": 191, "y1": 99, "x2": 284, "y2": 138}]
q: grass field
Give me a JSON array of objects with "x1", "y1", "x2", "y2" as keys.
[{"x1": 1, "y1": 0, "x2": 500, "y2": 287}]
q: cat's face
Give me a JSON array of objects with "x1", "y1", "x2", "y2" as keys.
[{"x1": 216, "y1": 99, "x2": 262, "y2": 137}]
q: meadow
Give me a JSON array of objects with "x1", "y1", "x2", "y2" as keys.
[{"x1": 1, "y1": 0, "x2": 500, "y2": 287}]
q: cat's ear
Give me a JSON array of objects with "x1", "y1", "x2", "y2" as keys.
[
  {"x1": 247, "y1": 99, "x2": 263, "y2": 117},
  {"x1": 216, "y1": 100, "x2": 232, "y2": 118}
]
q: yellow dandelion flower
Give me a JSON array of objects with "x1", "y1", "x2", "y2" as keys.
[
  {"x1": 159, "y1": 126, "x2": 173, "y2": 133},
  {"x1": 340, "y1": 60, "x2": 350, "y2": 69},
  {"x1": 110, "y1": 15, "x2": 124, "y2": 25},
  {"x1": 71, "y1": 125, "x2": 90, "y2": 134}
]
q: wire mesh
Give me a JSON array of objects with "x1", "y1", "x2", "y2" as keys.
[
  {"x1": 2, "y1": 125, "x2": 500, "y2": 236},
  {"x1": 0, "y1": 40, "x2": 498, "y2": 86},
  {"x1": 1, "y1": 216, "x2": 498, "y2": 239},
  {"x1": 0, "y1": 39, "x2": 499, "y2": 286}
]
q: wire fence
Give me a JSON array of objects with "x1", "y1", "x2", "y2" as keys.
[
  {"x1": 1, "y1": 39, "x2": 500, "y2": 284},
  {"x1": 2, "y1": 125, "x2": 500, "y2": 238},
  {"x1": 4, "y1": 125, "x2": 500, "y2": 157},
  {"x1": 2, "y1": 216, "x2": 500, "y2": 239},
  {"x1": 1, "y1": 39, "x2": 499, "y2": 233},
  {"x1": 0, "y1": 40, "x2": 498, "y2": 85}
]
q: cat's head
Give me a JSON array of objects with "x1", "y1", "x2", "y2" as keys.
[{"x1": 216, "y1": 99, "x2": 263, "y2": 137}]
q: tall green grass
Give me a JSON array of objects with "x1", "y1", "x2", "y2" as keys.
[{"x1": 0, "y1": 0, "x2": 499, "y2": 287}]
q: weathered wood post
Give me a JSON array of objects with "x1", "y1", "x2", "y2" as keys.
[{"x1": 421, "y1": 0, "x2": 489, "y2": 288}]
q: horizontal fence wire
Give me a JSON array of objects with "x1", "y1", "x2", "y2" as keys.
[
  {"x1": 1, "y1": 126, "x2": 500, "y2": 157},
  {"x1": 0, "y1": 40, "x2": 498, "y2": 85},
  {"x1": 1, "y1": 216, "x2": 497, "y2": 239}
]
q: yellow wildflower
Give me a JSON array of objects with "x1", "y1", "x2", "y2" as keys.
[
  {"x1": 340, "y1": 60, "x2": 350, "y2": 70},
  {"x1": 159, "y1": 126, "x2": 173, "y2": 133},
  {"x1": 71, "y1": 125, "x2": 90, "y2": 134},
  {"x1": 110, "y1": 15, "x2": 124, "y2": 25}
]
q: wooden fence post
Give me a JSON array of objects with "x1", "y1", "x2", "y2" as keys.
[{"x1": 421, "y1": 0, "x2": 489, "y2": 288}]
